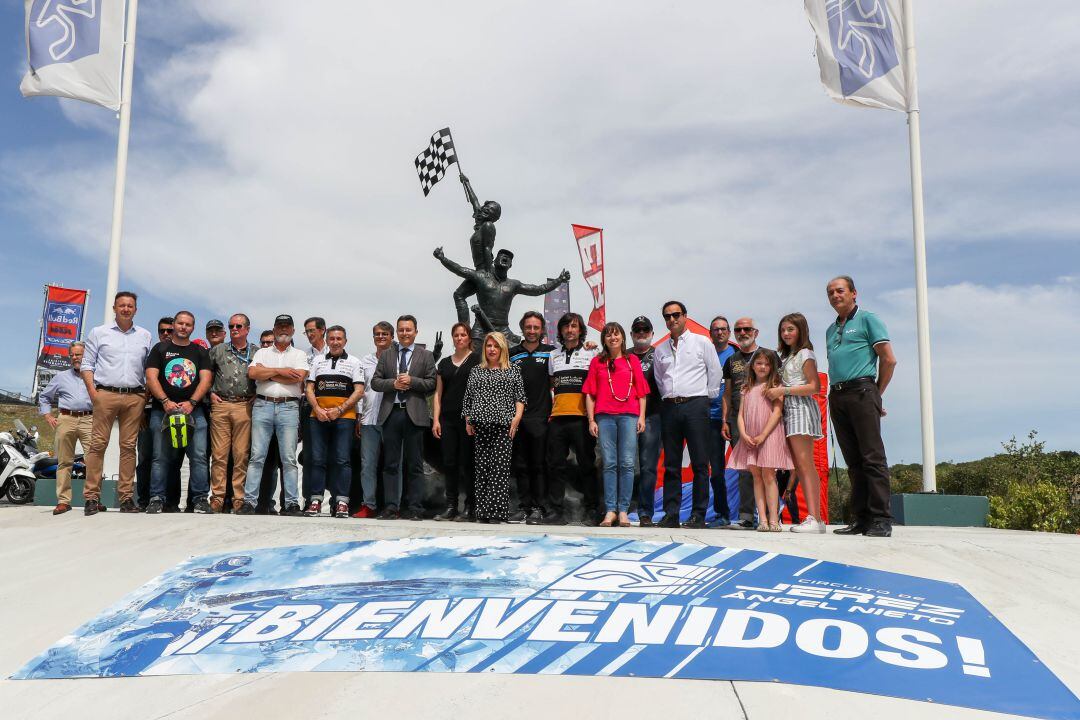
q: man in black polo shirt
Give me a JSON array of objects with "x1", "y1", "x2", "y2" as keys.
[{"x1": 509, "y1": 311, "x2": 555, "y2": 524}]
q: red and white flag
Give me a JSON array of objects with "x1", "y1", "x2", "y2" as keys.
[{"x1": 572, "y1": 224, "x2": 605, "y2": 332}]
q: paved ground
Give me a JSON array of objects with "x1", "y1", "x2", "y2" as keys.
[{"x1": 1, "y1": 505, "x2": 1077, "y2": 720}]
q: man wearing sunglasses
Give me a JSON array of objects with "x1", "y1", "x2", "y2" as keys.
[
  {"x1": 208, "y1": 314, "x2": 256, "y2": 513},
  {"x1": 722, "y1": 317, "x2": 779, "y2": 529},
  {"x1": 137, "y1": 317, "x2": 181, "y2": 510},
  {"x1": 826, "y1": 276, "x2": 896, "y2": 538},
  {"x1": 652, "y1": 301, "x2": 722, "y2": 529}
]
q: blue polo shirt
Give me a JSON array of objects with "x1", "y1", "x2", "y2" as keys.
[{"x1": 826, "y1": 306, "x2": 889, "y2": 383}]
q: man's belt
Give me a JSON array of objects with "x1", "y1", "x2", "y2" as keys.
[
  {"x1": 663, "y1": 396, "x2": 703, "y2": 404},
  {"x1": 256, "y1": 394, "x2": 298, "y2": 403},
  {"x1": 59, "y1": 409, "x2": 92, "y2": 417},
  {"x1": 830, "y1": 377, "x2": 876, "y2": 392},
  {"x1": 392, "y1": 401, "x2": 409, "y2": 409},
  {"x1": 96, "y1": 385, "x2": 144, "y2": 394},
  {"x1": 219, "y1": 395, "x2": 254, "y2": 402}
]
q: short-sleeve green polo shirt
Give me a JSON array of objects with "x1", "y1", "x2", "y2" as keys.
[{"x1": 825, "y1": 306, "x2": 889, "y2": 383}]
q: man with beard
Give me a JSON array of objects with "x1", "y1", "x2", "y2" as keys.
[
  {"x1": 509, "y1": 311, "x2": 555, "y2": 524},
  {"x1": 629, "y1": 316, "x2": 663, "y2": 527},
  {"x1": 722, "y1": 318, "x2": 779, "y2": 529},
  {"x1": 237, "y1": 315, "x2": 309, "y2": 516}
]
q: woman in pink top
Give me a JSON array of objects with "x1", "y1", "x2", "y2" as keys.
[{"x1": 583, "y1": 322, "x2": 648, "y2": 527}]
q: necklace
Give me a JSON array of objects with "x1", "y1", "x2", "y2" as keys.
[{"x1": 606, "y1": 356, "x2": 634, "y2": 403}]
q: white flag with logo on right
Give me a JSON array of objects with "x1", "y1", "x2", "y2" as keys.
[
  {"x1": 20, "y1": 0, "x2": 127, "y2": 111},
  {"x1": 804, "y1": 0, "x2": 915, "y2": 112}
]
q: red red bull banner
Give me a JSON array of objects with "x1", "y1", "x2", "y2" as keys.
[
  {"x1": 34, "y1": 285, "x2": 89, "y2": 395},
  {"x1": 572, "y1": 224, "x2": 605, "y2": 332}
]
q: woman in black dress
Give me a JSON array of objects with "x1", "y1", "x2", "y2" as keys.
[
  {"x1": 462, "y1": 332, "x2": 525, "y2": 523},
  {"x1": 433, "y1": 322, "x2": 481, "y2": 521}
]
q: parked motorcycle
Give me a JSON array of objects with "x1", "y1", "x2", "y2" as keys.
[
  {"x1": 0, "y1": 420, "x2": 49, "y2": 504},
  {"x1": 12, "y1": 420, "x2": 85, "y2": 482}
]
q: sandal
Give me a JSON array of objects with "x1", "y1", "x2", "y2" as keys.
[
  {"x1": 599, "y1": 512, "x2": 617, "y2": 527},
  {"x1": 770, "y1": 522, "x2": 783, "y2": 532},
  {"x1": 618, "y1": 512, "x2": 632, "y2": 527},
  {"x1": 756, "y1": 523, "x2": 769, "y2": 532}
]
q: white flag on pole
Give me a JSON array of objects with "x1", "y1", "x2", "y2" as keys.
[
  {"x1": 20, "y1": 0, "x2": 126, "y2": 111},
  {"x1": 804, "y1": 0, "x2": 915, "y2": 112}
]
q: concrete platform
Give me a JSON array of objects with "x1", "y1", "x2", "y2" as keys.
[{"x1": 0, "y1": 504, "x2": 1076, "y2": 720}]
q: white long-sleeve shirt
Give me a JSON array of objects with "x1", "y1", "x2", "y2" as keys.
[{"x1": 652, "y1": 331, "x2": 722, "y2": 399}]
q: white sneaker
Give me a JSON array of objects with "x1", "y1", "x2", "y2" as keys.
[
  {"x1": 790, "y1": 516, "x2": 820, "y2": 533},
  {"x1": 817, "y1": 519, "x2": 827, "y2": 534}
]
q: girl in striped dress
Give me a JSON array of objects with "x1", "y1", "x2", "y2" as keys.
[
  {"x1": 729, "y1": 350, "x2": 793, "y2": 531},
  {"x1": 767, "y1": 313, "x2": 825, "y2": 534}
]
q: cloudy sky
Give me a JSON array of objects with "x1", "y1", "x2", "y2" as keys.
[{"x1": 2, "y1": 1, "x2": 1077, "y2": 464}]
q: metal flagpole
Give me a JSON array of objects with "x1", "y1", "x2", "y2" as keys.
[
  {"x1": 902, "y1": 0, "x2": 937, "y2": 492},
  {"x1": 102, "y1": 0, "x2": 140, "y2": 325}
]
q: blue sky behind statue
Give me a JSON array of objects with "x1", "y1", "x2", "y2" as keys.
[{"x1": 0, "y1": 1, "x2": 1077, "y2": 463}]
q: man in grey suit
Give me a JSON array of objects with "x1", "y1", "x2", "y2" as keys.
[{"x1": 369, "y1": 314, "x2": 437, "y2": 519}]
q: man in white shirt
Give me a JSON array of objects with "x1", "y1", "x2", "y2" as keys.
[
  {"x1": 237, "y1": 314, "x2": 309, "y2": 516},
  {"x1": 651, "y1": 300, "x2": 722, "y2": 529},
  {"x1": 352, "y1": 321, "x2": 394, "y2": 518}
]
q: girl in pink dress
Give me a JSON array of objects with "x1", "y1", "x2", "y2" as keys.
[{"x1": 729, "y1": 350, "x2": 793, "y2": 531}]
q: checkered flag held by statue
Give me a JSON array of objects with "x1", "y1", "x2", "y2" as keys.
[{"x1": 415, "y1": 128, "x2": 459, "y2": 196}]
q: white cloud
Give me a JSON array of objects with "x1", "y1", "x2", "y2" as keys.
[{"x1": 4, "y1": 1, "x2": 1080, "y2": 460}]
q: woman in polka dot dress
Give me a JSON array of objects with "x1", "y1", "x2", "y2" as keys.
[{"x1": 462, "y1": 332, "x2": 526, "y2": 523}]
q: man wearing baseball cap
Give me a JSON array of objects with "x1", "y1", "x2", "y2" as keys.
[
  {"x1": 629, "y1": 316, "x2": 662, "y2": 526},
  {"x1": 205, "y1": 319, "x2": 226, "y2": 348},
  {"x1": 238, "y1": 314, "x2": 308, "y2": 516}
]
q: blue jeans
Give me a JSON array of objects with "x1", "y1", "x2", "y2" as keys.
[
  {"x1": 307, "y1": 416, "x2": 353, "y2": 503},
  {"x1": 150, "y1": 405, "x2": 209, "y2": 502},
  {"x1": 359, "y1": 424, "x2": 383, "y2": 509},
  {"x1": 636, "y1": 413, "x2": 661, "y2": 518},
  {"x1": 597, "y1": 414, "x2": 638, "y2": 513},
  {"x1": 244, "y1": 399, "x2": 300, "y2": 507}
]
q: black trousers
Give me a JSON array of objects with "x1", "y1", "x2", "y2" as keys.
[
  {"x1": 137, "y1": 423, "x2": 179, "y2": 508},
  {"x1": 830, "y1": 383, "x2": 892, "y2": 523},
  {"x1": 546, "y1": 415, "x2": 597, "y2": 516},
  {"x1": 512, "y1": 415, "x2": 548, "y2": 511},
  {"x1": 440, "y1": 416, "x2": 475, "y2": 509},
  {"x1": 383, "y1": 406, "x2": 426, "y2": 513},
  {"x1": 660, "y1": 397, "x2": 710, "y2": 517},
  {"x1": 707, "y1": 418, "x2": 730, "y2": 518}
]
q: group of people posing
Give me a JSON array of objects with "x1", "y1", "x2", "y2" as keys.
[{"x1": 38, "y1": 275, "x2": 897, "y2": 537}]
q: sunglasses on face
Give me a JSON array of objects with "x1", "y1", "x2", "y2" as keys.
[
  {"x1": 734, "y1": 327, "x2": 755, "y2": 334},
  {"x1": 662, "y1": 312, "x2": 684, "y2": 321},
  {"x1": 260, "y1": 340, "x2": 273, "y2": 346},
  {"x1": 228, "y1": 324, "x2": 245, "y2": 330},
  {"x1": 712, "y1": 327, "x2": 730, "y2": 333},
  {"x1": 158, "y1": 328, "x2": 172, "y2": 335}
]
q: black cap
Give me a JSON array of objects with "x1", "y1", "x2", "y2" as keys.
[
  {"x1": 274, "y1": 314, "x2": 294, "y2": 326},
  {"x1": 205, "y1": 319, "x2": 224, "y2": 331},
  {"x1": 631, "y1": 316, "x2": 652, "y2": 332}
]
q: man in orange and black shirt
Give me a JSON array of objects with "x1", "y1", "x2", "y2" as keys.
[
  {"x1": 303, "y1": 325, "x2": 365, "y2": 518},
  {"x1": 545, "y1": 312, "x2": 599, "y2": 526}
]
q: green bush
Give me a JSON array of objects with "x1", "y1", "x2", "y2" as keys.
[{"x1": 988, "y1": 480, "x2": 1078, "y2": 534}]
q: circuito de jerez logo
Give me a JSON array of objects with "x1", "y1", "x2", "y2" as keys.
[
  {"x1": 825, "y1": 0, "x2": 901, "y2": 96},
  {"x1": 28, "y1": 0, "x2": 102, "y2": 69}
]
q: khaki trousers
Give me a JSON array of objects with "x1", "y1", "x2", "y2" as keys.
[
  {"x1": 84, "y1": 391, "x2": 145, "y2": 502},
  {"x1": 210, "y1": 400, "x2": 252, "y2": 507},
  {"x1": 54, "y1": 414, "x2": 93, "y2": 505}
]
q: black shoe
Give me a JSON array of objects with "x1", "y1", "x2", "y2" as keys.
[
  {"x1": 525, "y1": 508, "x2": 545, "y2": 525},
  {"x1": 681, "y1": 513, "x2": 706, "y2": 529},
  {"x1": 657, "y1": 514, "x2": 680, "y2": 529},
  {"x1": 193, "y1": 497, "x2": 211, "y2": 514},
  {"x1": 83, "y1": 499, "x2": 102, "y2": 516},
  {"x1": 163, "y1": 504, "x2": 181, "y2": 514},
  {"x1": 734, "y1": 518, "x2": 757, "y2": 531},
  {"x1": 255, "y1": 505, "x2": 276, "y2": 515},
  {"x1": 235, "y1": 503, "x2": 256, "y2": 516},
  {"x1": 119, "y1": 498, "x2": 140, "y2": 513},
  {"x1": 376, "y1": 507, "x2": 400, "y2": 520},
  {"x1": 452, "y1": 509, "x2": 474, "y2": 522},
  {"x1": 434, "y1": 506, "x2": 458, "y2": 521},
  {"x1": 833, "y1": 522, "x2": 869, "y2": 536},
  {"x1": 542, "y1": 511, "x2": 568, "y2": 526},
  {"x1": 282, "y1": 503, "x2": 303, "y2": 517},
  {"x1": 145, "y1": 497, "x2": 164, "y2": 514},
  {"x1": 399, "y1": 508, "x2": 423, "y2": 521},
  {"x1": 507, "y1": 509, "x2": 528, "y2": 523},
  {"x1": 864, "y1": 521, "x2": 892, "y2": 537},
  {"x1": 638, "y1": 515, "x2": 655, "y2": 528}
]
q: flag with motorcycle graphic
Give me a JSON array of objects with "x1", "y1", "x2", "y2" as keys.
[{"x1": 33, "y1": 285, "x2": 89, "y2": 399}]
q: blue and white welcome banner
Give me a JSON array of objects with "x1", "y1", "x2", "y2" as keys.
[
  {"x1": 21, "y1": 0, "x2": 126, "y2": 110},
  {"x1": 14, "y1": 536, "x2": 1079, "y2": 719}
]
